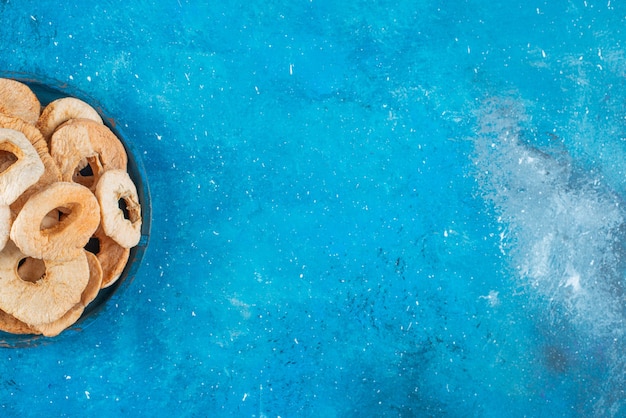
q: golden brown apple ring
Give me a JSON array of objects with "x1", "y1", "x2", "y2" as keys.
[
  {"x1": 90, "y1": 226, "x2": 130, "y2": 288},
  {"x1": 0, "y1": 128, "x2": 45, "y2": 206},
  {"x1": 0, "y1": 241, "x2": 89, "y2": 326},
  {"x1": 50, "y1": 118, "x2": 127, "y2": 189},
  {"x1": 82, "y1": 251, "x2": 104, "y2": 305},
  {"x1": 0, "y1": 78, "x2": 41, "y2": 125},
  {"x1": 95, "y1": 169, "x2": 142, "y2": 248},
  {"x1": 11, "y1": 182, "x2": 100, "y2": 261},
  {"x1": 37, "y1": 97, "x2": 103, "y2": 144},
  {"x1": 0, "y1": 308, "x2": 37, "y2": 335}
]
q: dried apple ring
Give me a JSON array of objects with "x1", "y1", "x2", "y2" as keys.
[
  {"x1": 9, "y1": 148, "x2": 62, "y2": 216},
  {"x1": 10, "y1": 182, "x2": 100, "y2": 261},
  {"x1": 0, "y1": 115, "x2": 62, "y2": 214},
  {"x1": 95, "y1": 169, "x2": 142, "y2": 248},
  {"x1": 0, "y1": 308, "x2": 37, "y2": 335},
  {"x1": 33, "y1": 251, "x2": 103, "y2": 337},
  {"x1": 49, "y1": 122, "x2": 95, "y2": 184},
  {"x1": 2, "y1": 251, "x2": 103, "y2": 337},
  {"x1": 37, "y1": 97, "x2": 103, "y2": 144},
  {"x1": 89, "y1": 226, "x2": 130, "y2": 288},
  {"x1": 50, "y1": 118, "x2": 127, "y2": 189},
  {"x1": 0, "y1": 205, "x2": 10, "y2": 253},
  {"x1": 0, "y1": 128, "x2": 45, "y2": 206},
  {"x1": 0, "y1": 125, "x2": 48, "y2": 270},
  {"x1": 0, "y1": 112, "x2": 49, "y2": 155},
  {"x1": 0, "y1": 78, "x2": 41, "y2": 125},
  {"x1": 81, "y1": 251, "x2": 104, "y2": 305},
  {"x1": 0, "y1": 241, "x2": 89, "y2": 326}
]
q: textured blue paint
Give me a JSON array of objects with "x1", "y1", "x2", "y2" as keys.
[{"x1": 0, "y1": 0, "x2": 626, "y2": 416}]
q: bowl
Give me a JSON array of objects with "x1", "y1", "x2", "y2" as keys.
[{"x1": 0, "y1": 71, "x2": 151, "y2": 347}]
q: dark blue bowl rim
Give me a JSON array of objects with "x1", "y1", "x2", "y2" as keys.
[{"x1": 0, "y1": 71, "x2": 151, "y2": 348}]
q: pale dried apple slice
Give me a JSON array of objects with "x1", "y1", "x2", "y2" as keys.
[
  {"x1": 37, "y1": 96, "x2": 102, "y2": 143},
  {"x1": 95, "y1": 169, "x2": 142, "y2": 248},
  {"x1": 0, "y1": 128, "x2": 44, "y2": 206},
  {"x1": 33, "y1": 251, "x2": 103, "y2": 337},
  {"x1": 0, "y1": 241, "x2": 89, "y2": 326},
  {"x1": 0, "y1": 78, "x2": 41, "y2": 125}
]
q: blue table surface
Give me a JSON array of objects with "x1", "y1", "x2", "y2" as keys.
[{"x1": 1, "y1": 1, "x2": 626, "y2": 416}]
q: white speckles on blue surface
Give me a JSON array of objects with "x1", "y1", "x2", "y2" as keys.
[{"x1": 0, "y1": 0, "x2": 625, "y2": 416}]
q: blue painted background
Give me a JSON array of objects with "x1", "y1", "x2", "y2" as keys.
[{"x1": 1, "y1": 1, "x2": 626, "y2": 416}]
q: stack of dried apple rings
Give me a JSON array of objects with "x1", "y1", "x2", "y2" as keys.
[{"x1": 0, "y1": 78, "x2": 142, "y2": 337}]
